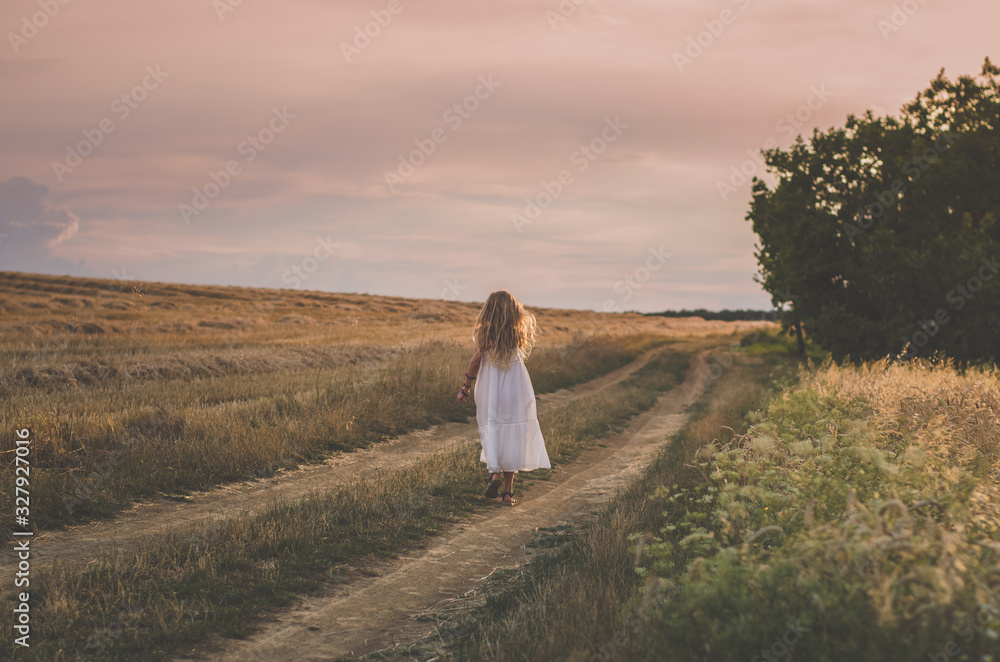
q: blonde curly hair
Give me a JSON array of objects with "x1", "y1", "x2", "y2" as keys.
[{"x1": 473, "y1": 290, "x2": 539, "y2": 369}]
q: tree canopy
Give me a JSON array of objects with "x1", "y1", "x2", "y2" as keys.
[{"x1": 747, "y1": 58, "x2": 1000, "y2": 363}]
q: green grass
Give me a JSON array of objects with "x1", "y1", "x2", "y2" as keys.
[
  {"x1": 0, "y1": 347, "x2": 692, "y2": 661},
  {"x1": 626, "y1": 355, "x2": 1000, "y2": 661},
  {"x1": 737, "y1": 327, "x2": 826, "y2": 361}
]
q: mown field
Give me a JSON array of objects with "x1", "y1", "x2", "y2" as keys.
[
  {"x1": 0, "y1": 271, "x2": 769, "y2": 660},
  {"x1": 0, "y1": 271, "x2": 760, "y2": 529},
  {"x1": 443, "y1": 337, "x2": 1000, "y2": 661}
]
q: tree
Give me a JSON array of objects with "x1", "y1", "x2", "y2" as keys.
[{"x1": 747, "y1": 58, "x2": 1000, "y2": 363}]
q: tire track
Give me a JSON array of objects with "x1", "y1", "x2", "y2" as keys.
[{"x1": 175, "y1": 351, "x2": 711, "y2": 661}]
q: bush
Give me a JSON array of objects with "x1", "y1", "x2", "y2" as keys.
[{"x1": 631, "y1": 357, "x2": 1000, "y2": 660}]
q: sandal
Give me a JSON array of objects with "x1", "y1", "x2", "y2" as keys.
[
  {"x1": 484, "y1": 472, "x2": 502, "y2": 499},
  {"x1": 500, "y1": 490, "x2": 517, "y2": 506}
]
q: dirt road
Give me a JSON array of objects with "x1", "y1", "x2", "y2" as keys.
[
  {"x1": 0, "y1": 344, "x2": 673, "y2": 577},
  {"x1": 173, "y1": 351, "x2": 711, "y2": 661}
]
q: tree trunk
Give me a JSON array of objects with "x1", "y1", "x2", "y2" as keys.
[{"x1": 793, "y1": 307, "x2": 805, "y2": 356}]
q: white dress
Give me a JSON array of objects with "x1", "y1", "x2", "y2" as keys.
[{"x1": 475, "y1": 347, "x2": 551, "y2": 473}]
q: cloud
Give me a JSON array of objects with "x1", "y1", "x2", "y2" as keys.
[
  {"x1": 1, "y1": 1, "x2": 996, "y2": 310},
  {"x1": 0, "y1": 176, "x2": 83, "y2": 274}
]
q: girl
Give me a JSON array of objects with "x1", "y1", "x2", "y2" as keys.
[{"x1": 457, "y1": 291, "x2": 550, "y2": 506}]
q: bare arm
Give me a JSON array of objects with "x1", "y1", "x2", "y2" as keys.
[
  {"x1": 457, "y1": 348, "x2": 482, "y2": 402},
  {"x1": 466, "y1": 348, "x2": 482, "y2": 381}
]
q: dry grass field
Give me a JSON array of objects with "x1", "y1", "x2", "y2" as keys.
[
  {"x1": 0, "y1": 271, "x2": 767, "y2": 527},
  {"x1": 1, "y1": 270, "x2": 773, "y2": 660}
]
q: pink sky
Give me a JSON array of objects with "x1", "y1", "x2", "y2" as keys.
[{"x1": 1, "y1": 0, "x2": 996, "y2": 312}]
